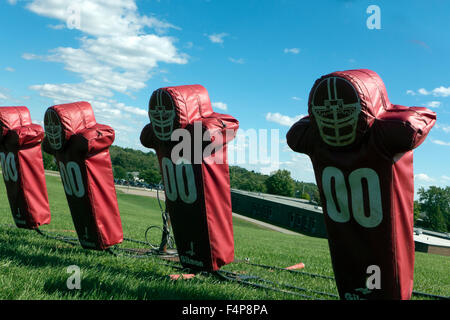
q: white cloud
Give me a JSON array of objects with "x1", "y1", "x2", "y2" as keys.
[
  {"x1": 418, "y1": 88, "x2": 430, "y2": 95},
  {"x1": 425, "y1": 101, "x2": 441, "y2": 108},
  {"x1": 0, "y1": 93, "x2": 8, "y2": 100},
  {"x1": 26, "y1": 0, "x2": 180, "y2": 37},
  {"x1": 82, "y1": 35, "x2": 187, "y2": 69},
  {"x1": 431, "y1": 86, "x2": 450, "y2": 97},
  {"x1": 114, "y1": 102, "x2": 147, "y2": 116},
  {"x1": 414, "y1": 86, "x2": 450, "y2": 97},
  {"x1": 439, "y1": 124, "x2": 450, "y2": 133},
  {"x1": 291, "y1": 96, "x2": 301, "y2": 101},
  {"x1": 229, "y1": 57, "x2": 245, "y2": 64},
  {"x1": 7, "y1": 0, "x2": 18, "y2": 5},
  {"x1": 442, "y1": 175, "x2": 450, "y2": 181},
  {"x1": 414, "y1": 173, "x2": 434, "y2": 183},
  {"x1": 47, "y1": 24, "x2": 65, "y2": 30},
  {"x1": 207, "y1": 33, "x2": 228, "y2": 44},
  {"x1": 212, "y1": 102, "x2": 228, "y2": 111},
  {"x1": 279, "y1": 153, "x2": 315, "y2": 182},
  {"x1": 406, "y1": 90, "x2": 416, "y2": 96},
  {"x1": 29, "y1": 83, "x2": 146, "y2": 119},
  {"x1": 284, "y1": 48, "x2": 300, "y2": 54},
  {"x1": 289, "y1": 153, "x2": 313, "y2": 173},
  {"x1": 24, "y1": 0, "x2": 187, "y2": 114},
  {"x1": 28, "y1": 35, "x2": 187, "y2": 95},
  {"x1": 265, "y1": 112, "x2": 305, "y2": 127},
  {"x1": 5, "y1": 67, "x2": 15, "y2": 72},
  {"x1": 29, "y1": 83, "x2": 114, "y2": 102},
  {"x1": 22, "y1": 53, "x2": 39, "y2": 60},
  {"x1": 431, "y1": 139, "x2": 450, "y2": 146}
]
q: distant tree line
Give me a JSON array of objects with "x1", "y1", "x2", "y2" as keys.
[
  {"x1": 42, "y1": 145, "x2": 450, "y2": 233},
  {"x1": 109, "y1": 145, "x2": 161, "y2": 184},
  {"x1": 415, "y1": 186, "x2": 450, "y2": 233},
  {"x1": 229, "y1": 166, "x2": 320, "y2": 204},
  {"x1": 41, "y1": 145, "x2": 162, "y2": 184},
  {"x1": 42, "y1": 145, "x2": 320, "y2": 203},
  {"x1": 42, "y1": 149, "x2": 58, "y2": 171}
]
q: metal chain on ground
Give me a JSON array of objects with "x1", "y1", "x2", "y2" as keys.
[
  {"x1": 412, "y1": 290, "x2": 449, "y2": 300},
  {"x1": 35, "y1": 228, "x2": 79, "y2": 246},
  {"x1": 234, "y1": 257, "x2": 449, "y2": 300},
  {"x1": 0, "y1": 223, "x2": 79, "y2": 247},
  {"x1": 154, "y1": 257, "x2": 334, "y2": 299},
  {"x1": 107, "y1": 246, "x2": 161, "y2": 259},
  {"x1": 34, "y1": 223, "x2": 176, "y2": 258},
  {"x1": 234, "y1": 258, "x2": 334, "y2": 280},
  {"x1": 115, "y1": 184, "x2": 331, "y2": 299},
  {"x1": 228, "y1": 259, "x2": 338, "y2": 299},
  {"x1": 214, "y1": 269, "x2": 319, "y2": 300},
  {"x1": 113, "y1": 183, "x2": 177, "y2": 257},
  {"x1": 3, "y1": 224, "x2": 449, "y2": 300},
  {"x1": 33, "y1": 183, "x2": 177, "y2": 258}
]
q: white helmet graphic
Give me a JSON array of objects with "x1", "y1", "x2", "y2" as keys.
[
  {"x1": 311, "y1": 77, "x2": 361, "y2": 147},
  {"x1": 149, "y1": 89, "x2": 176, "y2": 141},
  {"x1": 44, "y1": 108, "x2": 64, "y2": 151}
]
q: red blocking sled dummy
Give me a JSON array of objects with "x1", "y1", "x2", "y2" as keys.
[
  {"x1": 140, "y1": 85, "x2": 239, "y2": 271},
  {"x1": 0, "y1": 106, "x2": 51, "y2": 229},
  {"x1": 42, "y1": 101, "x2": 123, "y2": 250},
  {"x1": 287, "y1": 69, "x2": 436, "y2": 300}
]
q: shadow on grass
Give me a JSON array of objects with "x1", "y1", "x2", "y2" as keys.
[
  {"x1": 41, "y1": 275, "x2": 225, "y2": 300},
  {"x1": 0, "y1": 226, "x2": 232, "y2": 300}
]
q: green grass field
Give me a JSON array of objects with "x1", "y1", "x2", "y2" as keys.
[{"x1": 0, "y1": 175, "x2": 449, "y2": 300}]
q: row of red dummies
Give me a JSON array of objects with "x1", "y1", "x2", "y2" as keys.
[
  {"x1": 0, "y1": 84, "x2": 238, "y2": 273},
  {"x1": 0, "y1": 69, "x2": 437, "y2": 300}
]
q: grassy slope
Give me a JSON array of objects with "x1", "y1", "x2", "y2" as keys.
[{"x1": 0, "y1": 175, "x2": 448, "y2": 300}]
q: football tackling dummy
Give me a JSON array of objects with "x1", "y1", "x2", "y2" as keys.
[
  {"x1": 0, "y1": 70, "x2": 436, "y2": 300},
  {"x1": 141, "y1": 85, "x2": 239, "y2": 271},
  {"x1": 287, "y1": 69, "x2": 436, "y2": 300}
]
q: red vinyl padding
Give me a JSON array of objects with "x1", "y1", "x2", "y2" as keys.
[
  {"x1": 287, "y1": 69, "x2": 436, "y2": 300},
  {"x1": 0, "y1": 106, "x2": 51, "y2": 229},
  {"x1": 42, "y1": 101, "x2": 123, "y2": 250},
  {"x1": 141, "y1": 85, "x2": 239, "y2": 271}
]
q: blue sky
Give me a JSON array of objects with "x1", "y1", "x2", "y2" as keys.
[{"x1": 0, "y1": 0, "x2": 449, "y2": 192}]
